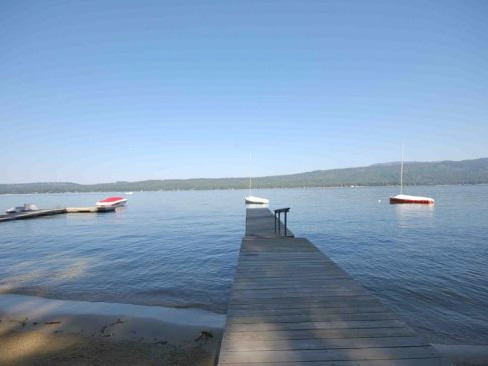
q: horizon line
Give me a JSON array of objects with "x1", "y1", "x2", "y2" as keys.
[{"x1": 2, "y1": 156, "x2": 486, "y2": 186}]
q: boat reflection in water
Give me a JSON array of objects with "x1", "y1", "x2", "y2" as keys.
[{"x1": 394, "y1": 203, "x2": 435, "y2": 229}]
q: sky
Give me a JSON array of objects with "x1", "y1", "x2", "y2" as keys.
[{"x1": 1, "y1": 0, "x2": 487, "y2": 184}]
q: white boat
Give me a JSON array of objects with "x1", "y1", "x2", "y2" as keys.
[
  {"x1": 96, "y1": 196, "x2": 127, "y2": 208},
  {"x1": 390, "y1": 146, "x2": 434, "y2": 204},
  {"x1": 390, "y1": 194, "x2": 434, "y2": 204},
  {"x1": 245, "y1": 195, "x2": 269, "y2": 204},
  {"x1": 244, "y1": 154, "x2": 269, "y2": 205},
  {"x1": 124, "y1": 192, "x2": 134, "y2": 195}
]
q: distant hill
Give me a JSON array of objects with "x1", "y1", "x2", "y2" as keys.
[{"x1": 1, "y1": 158, "x2": 487, "y2": 194}]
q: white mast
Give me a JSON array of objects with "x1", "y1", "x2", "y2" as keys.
[
  {"x1": 400, "y1": 144, "x2": 404, "y2": 195},
  {"x1": 249, "y1": 153, "x2": 252, "y2": 196}
]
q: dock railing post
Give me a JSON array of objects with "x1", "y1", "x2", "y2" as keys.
[
  {"x1": 273, "y1": 208, "x2": 290, "y2": 237},
  {"x1": 284, "y1": 211, "x2": 287, "y2": 237},
  {"x1": 278, "y1": 212, "x2": 281, "y2": 235}
]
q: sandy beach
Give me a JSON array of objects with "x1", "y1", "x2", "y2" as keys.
[
  {"x1": 1, "y1": 294, "x2": 488, "y2": 365},
  {"x1": 0, "y1": 294, "x2": 225, "y2": 365}
]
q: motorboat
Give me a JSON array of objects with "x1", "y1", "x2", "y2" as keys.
[
  {"x1": 389, "y1": 146, "x2": 434, "y2": 205},
  {"x1": 6, "y1": 203, "x2": 39, "y2": 214},
  {"x1": 96, "y1": 196, "x2": 127, "y2": 208}
]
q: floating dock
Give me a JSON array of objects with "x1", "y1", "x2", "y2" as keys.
[
  {"x1": 0, "y1": 206, "x2": 115, "y2": 222},
  {"x1": 217, "y1": 208, "x2": 451, "y2": 365}
]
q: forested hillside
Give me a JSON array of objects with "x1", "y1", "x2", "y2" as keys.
[{"x1": 1, "y1": 158, "x2": 487, "y2": 194}]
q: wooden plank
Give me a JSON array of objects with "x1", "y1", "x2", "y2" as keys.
[
  {"x1": 226, "y1": 312, "x2": 398, "y2": 324},
  {"x1": 238, "y1": 255, "x2": 330, "y2": 260},
  {"x1": 229, "y1": 295, "x2": 377, "y2": 305},
  {"x1": 233, "y1": 277, "x2": 355, "y2": 284},
  {"x1": 228, "y1": 298, "x2": 385, "y2": 310},
  {"x1": 232, "y1": 281, "x2": 361, "y2": 290},
  {"x1": 230, "y1": 285, "x2": 369, "y2": 295},
  {"x1": 235, "y1": 269, "x2": 344, "y2": 274},
  {"x1": 231, "y1": 283, "x2": 364, "y2": 291},
  {"x1": 239, "y1": 253, "x2": 322, "y2": 257},
  {"x1": 221, "y1": 336, "x2": 429, "y2": 351},
  {"x1": 230, "y1": 288, "x2": 368, "y2": 296},
  {"x1": 230, "y1": 291, "x2": 370, "y2": 301},
  {"x1": 227, "y1": 305, "x2": 389, "y2": 317},
  {"x1": 221, "y1": 327, "x2": 419, "y2": 342},
  {"x1": 239, "y1": 251, "x2": 329, "y2": 256},
  {"x1": 225, "y1": 320, "x2": 407, "y2": 332},
  {"x1": 218, "y1": 346, "x2": 438, "y2": 363},
  {"x1": 241, "y1": 247, "x2": 318, "y2": 252},
  {"x1": 218, "y1": 359, "x2": 442, "y2": 366},
  {"x1": 234, "y1": 271, "x2": 349, "y2": 279},
  {"x1": 236, "y1": 261, "x2": 338, "y2": 266},
  {"x1": 234, "y1": 271, "x2": 351, "y2": 279},
  {"x1": 239, "y1": 253, "x2": 329, "y2": 258},
  {"x1": 241, "y1": 245, "x2": 317, "y2": 253}
]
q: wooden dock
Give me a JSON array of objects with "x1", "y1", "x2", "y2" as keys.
[
  {"x1": 0, "y1": 206, "x2": 115, "y2": 222},
  {"x1": 0, "y1": 208, "x2": 68, "y2": 222},
  {"x1": 217, "y1": 208, "x2": 450, "y2": 365}
]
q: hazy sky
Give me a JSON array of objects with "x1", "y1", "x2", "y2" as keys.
[{"x1": 1, "y1": 0, "x2": 487, "y2": 184}]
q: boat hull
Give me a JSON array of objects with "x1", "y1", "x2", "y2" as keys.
[
  {"x1": 245, "y1": 196, "x2": 269, "y2": 204},
  {"x1": 389, "y1": 194, "x2": 434, "y2": 204},
  {"x1": 96, "y1": 197, "x2": 127, "y2": 208}
]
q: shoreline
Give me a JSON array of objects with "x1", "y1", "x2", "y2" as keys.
[
  {"x1": 1, "y1": 294, "x2": 488, "y2": 365},
  {"x1": 0, "y1": 294, "x2": 225, "y2": 365},
  {"x1": 0, "y1": 294, "x2": 226, "y2": 329},
  {"x1": 1, "y1": 183, "x2": 487, "y2": 196}
]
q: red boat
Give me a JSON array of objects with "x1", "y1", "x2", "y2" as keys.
[{"x1": 96, "y1": 196, "x2": 127, "y2": 208}]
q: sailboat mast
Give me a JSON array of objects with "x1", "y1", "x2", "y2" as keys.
[
  {"x1": 400, "y1": 144, "x2": 404, "y2": 195},
  {"x1": 249, "y1": 153, "x2": 252, "y2": 196}
]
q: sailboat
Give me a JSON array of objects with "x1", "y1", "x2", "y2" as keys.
[
  {"x1": 389, "y1": 146, "x2": 434, "y2": 204},
  {"x1": 244, "y1": 154, "x2": 269, "y2": 204}
]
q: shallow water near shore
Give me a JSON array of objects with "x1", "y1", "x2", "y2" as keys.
[{"x1": 0, "y1": 185, "x2": 487, "y2": 344}]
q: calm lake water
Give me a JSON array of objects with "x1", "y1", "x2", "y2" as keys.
[{"x1": 0, "y1": 185, "x2": 487, "y2": 344}]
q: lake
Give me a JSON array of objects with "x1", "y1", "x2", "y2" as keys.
[{"x1": 0, "y1": 185, "x2": 487, "y2": 344}]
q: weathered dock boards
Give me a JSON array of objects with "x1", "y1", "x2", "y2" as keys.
[
  {"x1": 218, "y1": 208, "x2": 450, "y2": 365},
  {"x1": 0, "y1": 207, "x2": 115, "y2": 222},
  {"x1": 246, "y1": 207, "x2": 294, "y2": 238},
  {"x1": 0, "y1": 208, "x2": 67, "y2": 222}
]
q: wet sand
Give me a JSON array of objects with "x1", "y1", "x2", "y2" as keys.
[{"x1": 0, "y1": 294, "x2": 225, "y2": 365}]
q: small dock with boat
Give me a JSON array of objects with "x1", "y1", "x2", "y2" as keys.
[
  {"x1": 217, "y1": 207, "x2": 450, "y2": 365},
  {"x1": 0, "y1": 206, "x2": 116, "y2": 223},
  {"x1": 0, "y1": 196, "x2": 127, "y2": 223}
]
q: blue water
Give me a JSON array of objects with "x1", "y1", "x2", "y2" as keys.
[{"x1": 0, "y1": 185, "x2": 487, "y2": 344}]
